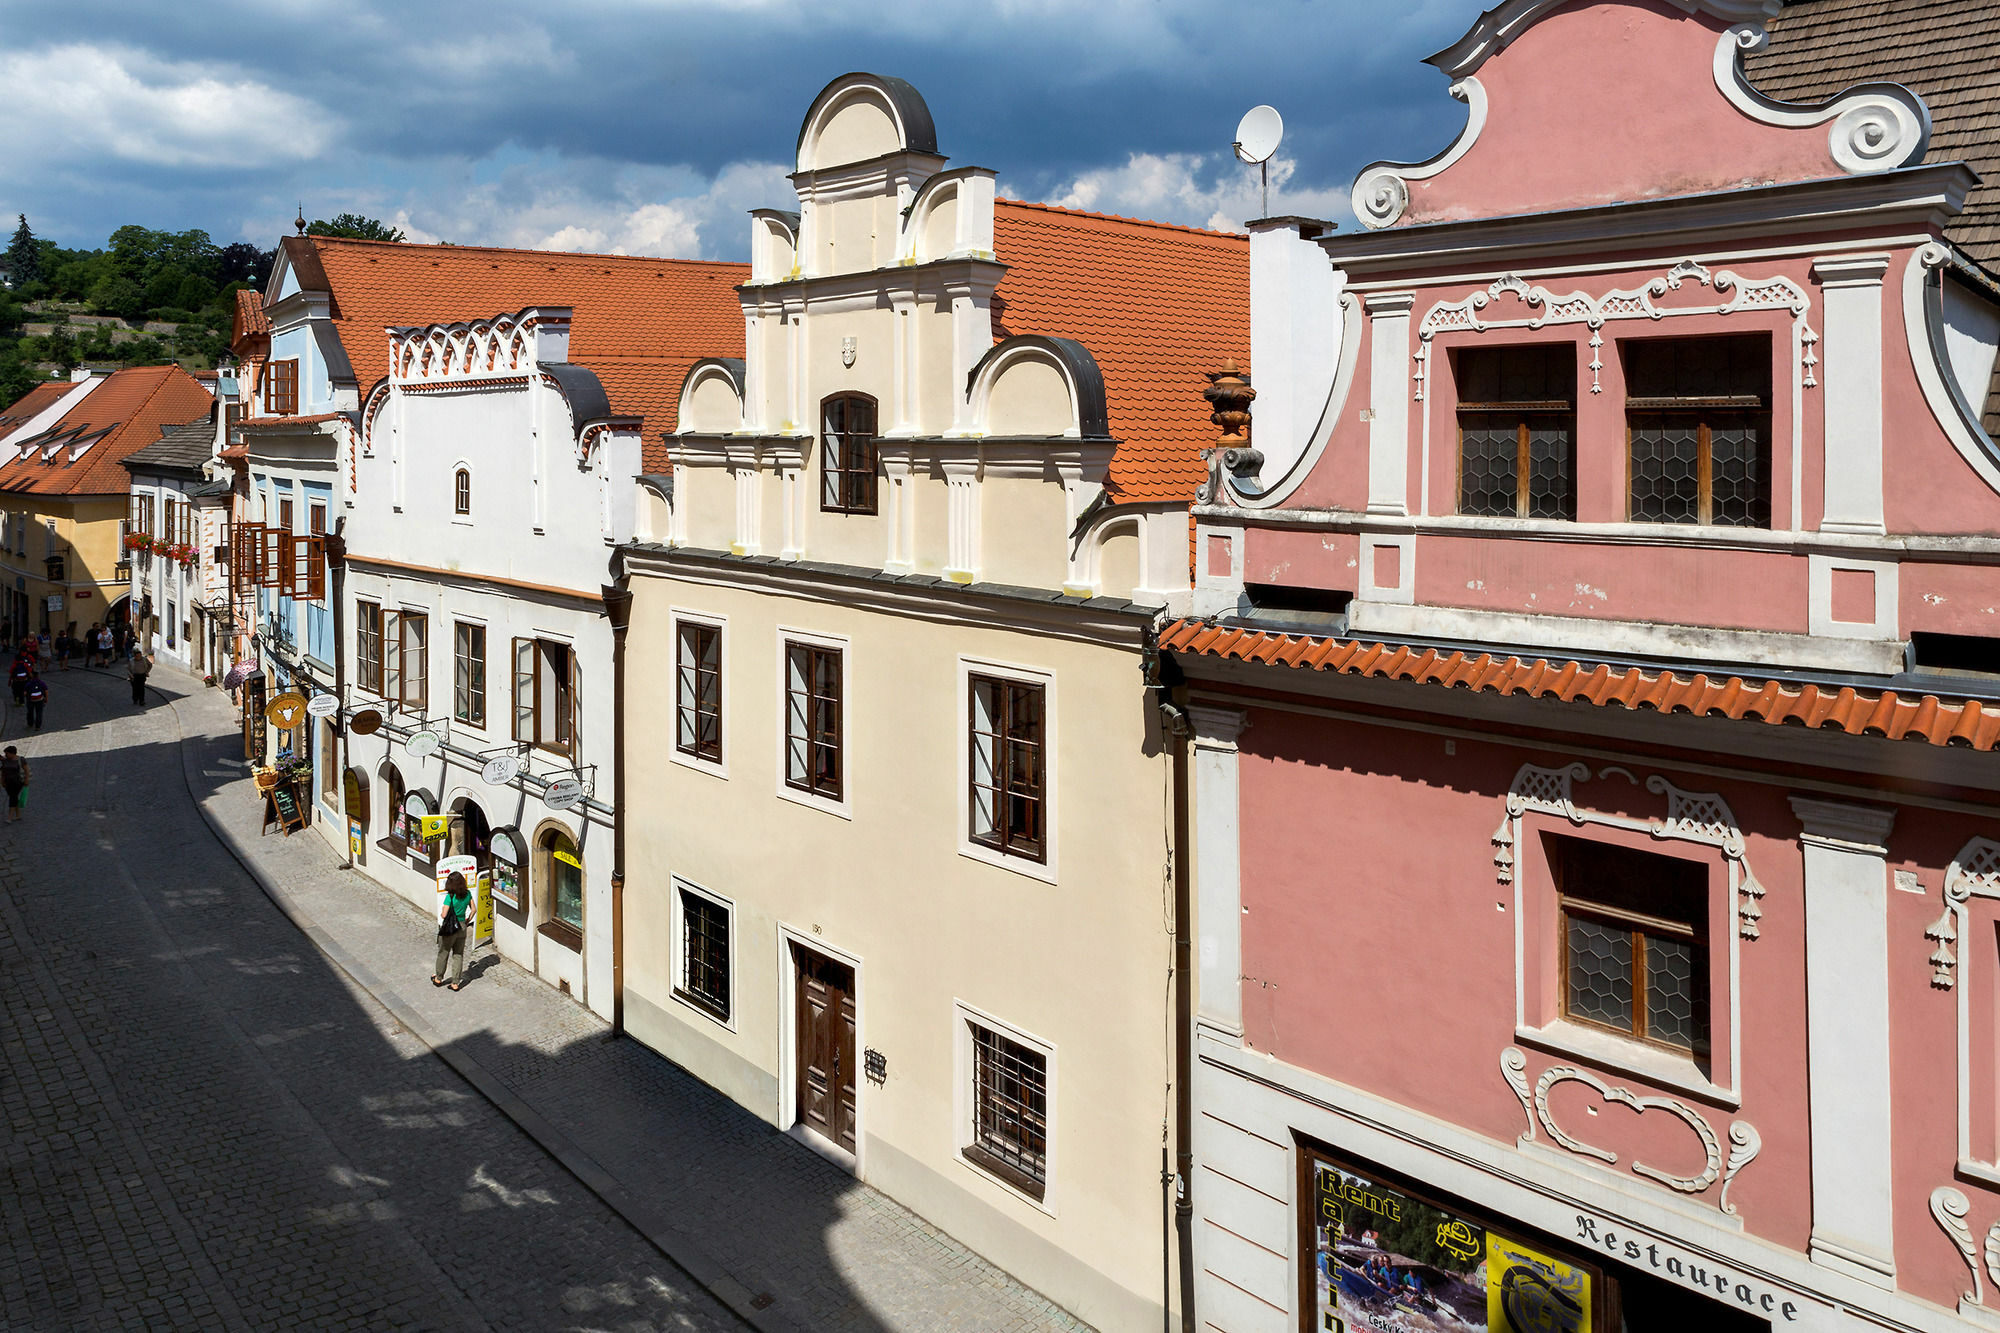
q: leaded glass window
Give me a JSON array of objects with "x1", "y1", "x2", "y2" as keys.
[
  {"x1": 1555, "y1": 836, "x2": 1709, "y2": 1056},
  {"x1": 1454, "y1": 344, "x2": 1576, "y2": 520}
]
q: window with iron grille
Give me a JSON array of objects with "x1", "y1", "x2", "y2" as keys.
[
  {"x1": 1554, "y1": 835, "x2": 1710, "y2": 1056},
  {"x1": 454, "y1": 622, "x2": 486, "y2": 727},
  {"x1": 965, "y1": 1021, "x2": 1049, "y2": 1200},
  {"x1": 675, "y1": 620, "x2": 723, "y2": 764},
  {"x1": 819, "y1": 395, "x2": 878, "y2": 514},
  {"x1": 1623, "y1": 334, "x2": 1771, "y2": 528},
  {"x1": 1454, "y1": 344, "x2": 1576, "y2": 520},
  {"x1": 968, "y1": 674, "x2": 1045, "y2": 863},
  {"x1": 265, "y1": 359, "x2": 298, "y2": 416},
  {"x1": 356, "y1": 601, "x2": 383, "y2": 696},
  {"x1": 784, "y1": 641, "x2": 842, "y2": 801},
  {"x1": 676, "y1": 886, "x2": 730, "y2": 1021}
]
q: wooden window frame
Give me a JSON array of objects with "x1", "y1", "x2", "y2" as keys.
[
  {"x1": 1452, "y1": 344, "x2": 1577, "y2": 520},
  {"x1": 1621, "y1": 333, "x2": 1773, "y2": 529},
  {"x1": 782, "y1": 639, "x2": 843, "y2": 804},
  {"x1": 454, "y1": 468, "x2": 471, "y2": 516},
  {"x1": 232, "y1": 522, "x2": 265, "y2": 595},
  {"x1": 958, "y1": 1006, "x2": 1053, "y2": 1205},
  {"x1": 673, "y1": 616, "x2": 725, "y2": 770},
  {"x1": 1554, "y1": 837, "x2": 1711, "y2": 1058},
  {"x1": 966, "y1": 670, "x2": 1047, "y2": 866},
  {"x1": 674, "y1": 881, "x2": 732, "y2": 1024},
  {"x1": 265, "y1": 358, "x2": 299, "y2": 416},
  {"x1": 511, "y1": 635, "x2": 577, "y2": 757},
  {"x1": 356, "y1": 600, "x2": 383, "y2": 697},
  {"x1": 454, "y1": 621, "x2": 487, "y2": 728},
  {"x1": 396, "y1": 611, "x2": 428, "y2": 712},
  {"x1": 818, "y1": 394, "x2": 879, "y2": 515}
]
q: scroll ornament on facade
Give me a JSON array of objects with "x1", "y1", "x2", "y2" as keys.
[
  {"x1": 1928, "y1": 1184, "x2": 2000, "y2": 1314},
  {"x1": 1491, "y1": 763, "x2": 1767, "y2": 939},
  {"x1": 1925, "y1": 838, "x2": 2000, "y2": 989},
  {"x1": 1501, "y1": 1047, "x2": 1759, "y2": 1212},
  {"x1": 1195, "y1": 358, "x2": 1258, "y2": 506}
]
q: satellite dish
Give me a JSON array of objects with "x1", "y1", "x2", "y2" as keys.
[{"x1": 1234, "y1": 105, "x2": 1283, "y2": 165}]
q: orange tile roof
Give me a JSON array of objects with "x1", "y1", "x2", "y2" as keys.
[
  {"x1": 0, "y1": 365, "x2": 215, "y2": 498},
  {"x1": 1161, "y1": 619, "x2": 2000, "y2": 753},
  {"x1": 232, "y1": 288, "x2": 270, "y2": 341},
  {"x1": 293, "y1": 237, "x2": 747, "y2": 470},
  {"x1": 0, "y1": 379, "x2": 85, "y2": 437},
  {"x1": 993, "y1": 200, "x2": 1248, "y2": 504}
]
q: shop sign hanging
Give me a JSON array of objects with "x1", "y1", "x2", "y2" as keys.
[
  {"x1": 544, "y1": 777, "x2": 585, "y2": 811},
  {"x1": 405, "y1": 729, "x2": 441, "y2": 759},
  {"x1": 488, "y1": 826, "x2": 524, "y2": 909},
  {"x1": 481, "y1": 753, "x2": 522, "y2": 786},
  {"x1": 264, "y1": 691, "x2": 308, "y2": 728},
  {"x1": 305, "y1": 693, "x2": 340, "y2": 719},
  {"x1": 349, "y1": 708, "x2": 383, "y2": 736}
]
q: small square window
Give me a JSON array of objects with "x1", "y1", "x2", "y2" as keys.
[{"x1": 676, "y1": 886, "x2": 730, "y2": 1022}]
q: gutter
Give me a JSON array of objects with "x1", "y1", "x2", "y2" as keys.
[
  {"x1": 601, "y1": 578, "x2": 633, "y2": 1038},
  {"x1": 1152, "y1": 631, "x2": 1196, "y2": 1333}
]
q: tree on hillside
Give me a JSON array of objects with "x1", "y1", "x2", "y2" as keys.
[
  {"x1": 6, "y1": 216, "x2": 41, "y2": 291},
  {"x1": 218, "y1": 241, "x2": 275, "y2": 290},
  {"x1": 305, "y1": 213, "x2": 405, "y2": 243}
]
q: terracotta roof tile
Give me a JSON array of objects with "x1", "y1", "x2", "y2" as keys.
[
  {"x1": 0, "y1": 365, "x2": 215, "y2": 498},
  {"x1": 1161, "y1": 618, "x2": 2000, "y2": 753},
  {"x1": 233, "y1": 288, "x2": 270, "y2": 340},
  {"x1": 0, "y1": 380, "x2": 85, "y2": 437},
  {"x1": 293, "y1": 237, "x2": 746, "y2": 467},
  {"x1": 992, "y1": 200, "x2": 1248, "y2": 505}
]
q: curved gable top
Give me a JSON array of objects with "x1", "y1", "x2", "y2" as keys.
[
  {"x1": 1354, "y1": 0, "x2": 1932, "y2": 229},
  {"x1": 968, "y1": 335, "x2": 1110, "y2": 440},
  {"x1": 675, "y1": 357, "x2": 746, "y2": 434},
  {"x1": 795, "y1": 72, "x2": 940, "y2": 173}
]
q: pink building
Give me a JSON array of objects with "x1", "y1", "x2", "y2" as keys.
[{"x1": 1167, "y1": 2, "x2": 2000, "y2": 1330}]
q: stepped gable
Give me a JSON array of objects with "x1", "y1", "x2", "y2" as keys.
[
  {"x1": 993, "y1": 200, "x2": 1248, "y2": 505},
  {"x1": 0, "y1": 365, "x2": 215, "y2": 496},
  {"x1": 297, "y1": 237, "x2": 747, "y2": 467}
]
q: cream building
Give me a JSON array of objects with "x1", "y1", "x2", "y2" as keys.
[{"x1": 618, "y1": 72, "x2": 1247, "y2": 1330}]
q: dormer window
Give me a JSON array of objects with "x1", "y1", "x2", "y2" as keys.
[
  {"x1": 265, "y1": 359, "x2": 299, "y2": 416},
  {"x1": 454, "y1": 468, "x2": 471, "y2": 515},
  {"x1": 1454, "y1": 344, "x2": 1575, "y2": 520},
  {"x1": 820, "y1": 394, "x2": 878, "y2": 515},
  {"x1": 1624, "y1": 334, "x2": 1770, "y2": 528}
]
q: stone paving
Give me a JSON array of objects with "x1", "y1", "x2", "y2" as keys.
[{"x1": 0, "y1": 662, "x2": 1089, "y2": 1333}]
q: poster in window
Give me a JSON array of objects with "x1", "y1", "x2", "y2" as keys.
[
  {"x1": 1308, "y1": 1159, "x2": 1591, "y2": 1333},
  {"x1": 488, "y1": 827, "x2": 523, "y2": 909}
]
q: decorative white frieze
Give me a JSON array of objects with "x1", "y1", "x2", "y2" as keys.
[{"x1": 1930, "y1": 838, "x2": 2000, "y2": 990}]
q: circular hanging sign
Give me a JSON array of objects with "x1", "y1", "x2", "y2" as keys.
[
  {"x1": 481, "y1": 754, "x2": 522, "y2": 786},
  {"x1": 405, "y1": 729, "x2": 441, "y2": 759},
  {"x1": 305, "y1": 693, "x2": 340, "y2": 719},
  {"x1": 543, "y1": 777, "x2": 585, "y2": 811},
  {"x1": 264, "y1": 691, "x2": 308, "y2": 728},
  {"x1": 403, "y1": 788, "x2": 436, "y2": 818},
  {"x1": 349, "y1": 708, "x2": 383, "y2": 736}
]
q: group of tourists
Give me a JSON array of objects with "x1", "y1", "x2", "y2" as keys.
[{"x1": 9, "y1": 641, "x2": 49, "y2": 731}]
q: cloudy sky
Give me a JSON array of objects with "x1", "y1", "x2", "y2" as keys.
[{"x1": 0, "y1": 0, "x2": 1496, "y2": 259}]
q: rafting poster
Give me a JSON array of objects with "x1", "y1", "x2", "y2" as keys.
[{"x1": 1309, "y1": 1159, "x2": 1592, "y2": 1333}]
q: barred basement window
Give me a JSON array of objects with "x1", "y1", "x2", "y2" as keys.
[
  {"x1": 1454, "y1": 344, "x2": 1576, "y2": 520},
  {"x1": 675, "y1": 620, "x2": 723, "y2": 763},
  {"x1": 1624, "y1": 333, "x2": 1771, "y2": 528},
  {"x1": 968, "y1": 674, "x2": 1044, "y2": 862},
  {"x1": 784, "y1": 641, "x2": 842, "y2": 801},
  {"x1": 1555, "y1": 835, "x2": 1710, "y2": 1056},
  {"x1": 676, "y1": 887, "x2": 730, "y2": 1021},
  {"x1": 819, "y1": 395, "x2": 878, "y2": 514},
  {"x1": 965, "y1": 1022, "x2": 1049, "y2": 1200}
]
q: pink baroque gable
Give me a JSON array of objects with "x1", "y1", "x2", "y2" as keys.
[{"x1": 1352, "y1": 0, "x2": 1932, "y2": 229}]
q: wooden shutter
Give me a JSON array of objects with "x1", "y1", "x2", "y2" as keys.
[
  {"x1": 304, "y1": 535, "x2": 326, "y2": 601},
  {"x1": 233, "y1": 521, "x2": 261, "y2": 593},
  {"x1": 288, "y1": 533, "x2": 309, "y2": 597},
  {"x1": 513, "y1": 638, "x2": 535, "y2": 743},
  {"x1": 562, "y1": 649, "x2": 579, "y2": 757},
  {"x1": 261, "y1": 526, "x2": 284, "y2": 587}
]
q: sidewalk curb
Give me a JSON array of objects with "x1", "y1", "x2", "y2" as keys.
[{"x1": 160, "y1": 676, "x2": 804, "y2": 1333}]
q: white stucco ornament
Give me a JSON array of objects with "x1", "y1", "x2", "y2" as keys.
[
  {"x1": 481, "y1": 754, "x2": 523, "y2": 786},
  {"x1": 544, "y1": 777, "x2": 585, "y2": 811}
]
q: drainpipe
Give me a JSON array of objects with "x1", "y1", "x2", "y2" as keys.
[
  {"x1": 1152, "y1": 629, "x2": 1196, "y2": 1333},
  {"x1": 328, "y1": 522, "x2": 350, "y2": 868},
  {"x1": 601, "y1": 575, "x2": 633, "y2": 1037}
]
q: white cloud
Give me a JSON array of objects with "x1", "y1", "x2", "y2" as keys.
[
  {"x1": 0, "y1": 44, "x2": 338, "y2": 172},
  {"x1": 1044, "y1": 151, "x2": 1352, "y2": 233}
]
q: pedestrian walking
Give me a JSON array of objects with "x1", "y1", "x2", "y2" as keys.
[
  {"x1": 127, "y1": 649, "x2": 150, "y2": 706},
  {"x1": 432, "y1": 871, "x2": 474, "y2": 991},
  {"x1": 54, "y1": 629, "x2": 71, "y2": 671},
  {"x1": 8, "y1": 655, "x2": 28, "y2": 707},
  {"x1": 1, "y1": 746, "x2": 29, "y2": 822},
  {"x1": 94, "y1": 624, "x2": 113, "y2": 668},
  {"x1": 24, "y1": 674, "x2": 46, "y2": 731}
]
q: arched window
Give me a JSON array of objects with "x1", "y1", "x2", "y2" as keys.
[
  {"x1": 540, "y1": 827, "x2": 584, "y2": 941},
  {"x1": 381, "y1": 762, "x2": 407, "y2": 853},
  {"x1": 819, "y1": 395, "x2": 877, "y2": 514},
  {"x1": 454, "y1": 468, "x2": 471, "y2": 515}
]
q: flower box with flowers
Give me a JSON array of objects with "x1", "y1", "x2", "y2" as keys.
[
  {"x1": 123, "y1": 532, "x2": 149, "y2": 552},
  {"x1": 170, "y1": 544, "x2": 196, "y2": 564},
  {"x1": 150, "y1": 539, "x2": 171, "y2": 557}
]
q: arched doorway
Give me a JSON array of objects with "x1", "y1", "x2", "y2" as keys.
[{"x1": 449, "y1": 797, "x2": 492, "y2": 869}]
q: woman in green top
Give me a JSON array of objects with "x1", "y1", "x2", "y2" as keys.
[{"x1": 433, "y1": 871, "x2": 474, "y2": 991}]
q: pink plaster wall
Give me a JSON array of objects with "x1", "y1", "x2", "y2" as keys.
[
  {"x1": 1902, "y1": 562, "x2": 2000, "y2": 639},
  {"x1": 1399, "y1": 0, "x2": 1844, "y2": 227}
]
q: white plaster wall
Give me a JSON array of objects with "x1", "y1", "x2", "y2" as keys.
[{"x1": 1942, "y1": 277, "x2": 2000, "y2": 414}]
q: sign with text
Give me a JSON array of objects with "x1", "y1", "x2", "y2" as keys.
[
  {"x1": 405, "y1": 729, "x2": 441, "y2": 759},
  {"x1": 349, "y1": 708, "x2": 383, "y2": 736},
  {"x1": 305, "y1": 693, "x2": 340, "y2": 719},
  {"x1": 264, "y1": 691, "x2": 308, "y2": 728},
  {"x1": 1568, "y1": 1213, "x2": 1803, "y2": 1324},
  {"x1": 544, "y1": 777, "x2": 585, "y2": 811},
  {"x1": 481, "y1": 753, "x2": 522, "y2": 786},
  {"x1": 475, "y1": 871, "x2": 494, "y2": 945}
]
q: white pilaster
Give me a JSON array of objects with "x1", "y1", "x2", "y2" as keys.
[
  {"x1": 731, "y1": 463, "x2": 761, "y2": 556},
  {"x1": 1791, "y1": 795, "x2": 1897, "y2": 1289},
  {"x1": 943, "y1": 460, "x2": 979, "y2": 583},
  {"x1": 779, "y1": 466, "x2": 803, "y2": 560},
  {"x1": 882, "y1": 449, "x2": 914, "y2": 574},
  {"x1": 1811, "y1": 255, "x2": 1890, "y2": 535},
  {"x1": 1191, "y1": 705, "x2": 1249, "y2": 1043},
  {"x1": 1365, "y1": 293, "x2": 1414, "y2": 516}
]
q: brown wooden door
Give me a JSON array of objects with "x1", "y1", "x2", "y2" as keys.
[{"x1": 793, "y1": 944, "x2": 857, "y2": 1153}]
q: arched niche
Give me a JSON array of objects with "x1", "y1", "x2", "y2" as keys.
[
  {"x1": 677, "y1": 359, "x2": 745, "y2": 434},
  {"x1": 794, "y1": 73, "x2": 938, "y2": 173},
  {"x1": 968, "y1": 336, "x2": 1109, "y2": 440},
  {"x1": 898, "y1": 167, "x2": 997, "y2": 265}
]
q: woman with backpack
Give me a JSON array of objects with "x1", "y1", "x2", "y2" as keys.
[
  {"x1": 9, "y1": 654, "x2": 30, "y2": 707},
  {"x1": 432, "y1": 871, "x2": 475, "y2": 991},
  {"x1": 1, "y1": 747, "x2": 29, "y2": 822}
]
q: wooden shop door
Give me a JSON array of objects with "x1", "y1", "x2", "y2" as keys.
[{"x1": 793, "y1": 943, "x2": 856, "y2": 1154}]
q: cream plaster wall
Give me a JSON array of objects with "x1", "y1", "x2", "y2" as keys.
[
  {"x1": 980, "y1": 476, "x2": 1069, "y2": 591},
  {"x1": 1097, "y1": 522, "x2": 1141, "y2": 600},
  {"x1": 911, "y1": 470, "x2": 949, "y2": 578},
  {"x1": 986, "y1": 359, "x2": 1072, "y2": 437},
  {"x1": 813, "y1": 99, "x2": 899, "y2": 172},
  {"x1": 685, "y1": 376, "x2": 741, "y2": 433},
  {"x1": 681, "y1": 466, "x2": 734, "y2": 552},
  {"x1": 916, "y1": 296, "x2": 957, "y2": 433},
  {"x1": 622, "y1": 573, "x2": 1173, "y2": 1331}
]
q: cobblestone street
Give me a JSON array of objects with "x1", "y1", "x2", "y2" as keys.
[{"x1": 0, "y1": 663, "x2": 1087, "y2": 1332}]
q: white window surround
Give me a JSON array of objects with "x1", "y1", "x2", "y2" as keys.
[
  {"x1": 669, "y1": 609, "x2": 729, "y2": 780},
  {"x1": 952, "y1": 999, "x2": 1058, "y2": 1217},
  {"x1": 773, "y1": 626, "x2": 851, "y2": 820},
  {"x1": 450, "y1": 457, "x2": 474, "y2": 526},
  {"x1": 1497, "y1": 763, "x2": 1752, "y2": 1107},
  {"x1": 670, "y1": 877, "x2": 735, "y2": 1032},
  {"x1": 955, "y1": 655, "x2": 1058, "y2": 886}
]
